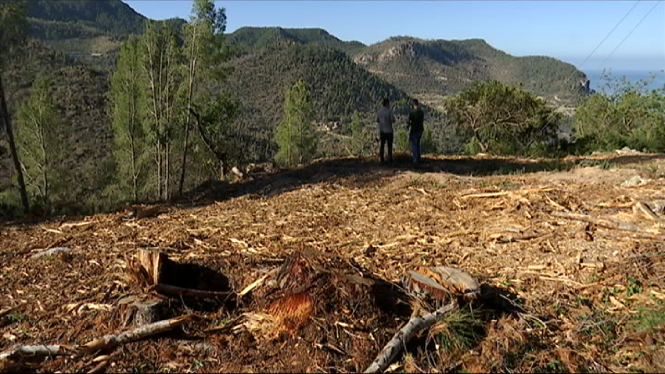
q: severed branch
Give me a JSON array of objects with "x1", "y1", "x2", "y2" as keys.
[
  {"x1": 551, "y1": 211, "x2": 665, "y2": 238},
  {"x1": 1, "y1": 315, "x2": 195, "y2": 368},
  {"x1": 634, "y1": 202, "x2": 662, "y2": 221},
  {"x1": 364, "y1": 302, "x2": 457, "y2": 373},
  {"x1": 0, "y1": 345, "x2": 73, "y2": 361},
  {"x1": 81, "y1": 314, "x2": 195, "y2": 353},
  {"x1": 150, "y1": 284, "x2": 233, "y2": 299}
]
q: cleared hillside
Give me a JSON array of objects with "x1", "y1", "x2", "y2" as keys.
[{"x1": 1, "y1": 153, "x2": 665, "y2": 373}]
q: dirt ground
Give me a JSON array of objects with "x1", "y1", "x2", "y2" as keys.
[{"x1": 2, "y1": 152, "x2": 665, "y2": 373}]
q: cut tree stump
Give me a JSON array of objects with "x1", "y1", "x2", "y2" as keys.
[
  {"x1": 121, "y1": 299, "x2": 170, "y2": 328},
  {"x1": 130, "y1": 249, "x2": 166, "y2": 286}
]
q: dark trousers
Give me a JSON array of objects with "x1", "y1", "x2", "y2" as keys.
[
  {"x1": 380, "y1": 132, "x2": 393, "y2": 163},
  {"x1": 410, "y1": 131, "x2": 423, "y2": 164}
]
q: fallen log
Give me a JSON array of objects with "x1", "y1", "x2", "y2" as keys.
[
  {"x1": 81, "y1": 314, "x2": 195, "y2": 353},
  {"x1": 151, "y1": 284, "x2": 232, "y2": 299},
  {"x1": 364, "y1": 302, "x2": 457, "y2": 373}
]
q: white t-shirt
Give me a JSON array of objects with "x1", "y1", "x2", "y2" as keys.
[{"x1": 376, "y1": 107, "x2": 395, "y2": 134}]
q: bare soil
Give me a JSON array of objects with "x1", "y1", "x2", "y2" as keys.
[{"x1": 1, "y1": 153, "x2": 665, "y2": 373}]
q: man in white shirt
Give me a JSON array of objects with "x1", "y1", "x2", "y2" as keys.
[{"x1": 376, "y1": 98, "x2": 395, "y2": 163}]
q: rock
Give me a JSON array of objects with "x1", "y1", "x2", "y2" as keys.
[
  {"x1": 30, "y1": 247, "x2": 74, "y2": 259},
  {"x1": 615, "y1": 146, "x2": 641, "y2": 155},
  {"x1": 621, "y1": 176, "x2": 651, "y2": 187}
]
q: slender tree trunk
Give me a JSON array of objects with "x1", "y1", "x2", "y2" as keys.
[
  {"x1": 178, "y1": 24, "x2": 199, "y2": 196},
  {"x1": 0, "y1": 75, "x2": 29, "y2": 212},
  {"x1": 156, "y1": 141, "x2": 162, "y2": 201},
  {"x1": 130, "y1": 134, "x2": 137, "y2": 203},
  {"x1": 39, "y1": 116, "x2": 48, "y2": 209},
  {"x1": 165, "y1": 142, "x2": 170, "y2": 201}
]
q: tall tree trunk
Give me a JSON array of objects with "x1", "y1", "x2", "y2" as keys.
[
  {"x1": 39, "y1": 115, "x2": 48, "y2": 210},
  {"x1": 191, "y1": 108, "x2": 227, "y2": 180},
  {"x1": 178, "y1": 24, "x2": 199, "y2": 197},
  {"x1": 156, "y1": 141, "x2": 162, "y2": 201},
  {"x1": 0, "y1": 75, "x2": 29, "y2": 212},
  {"x1": 130, "y1": 134, "x2": 137, "y2": 203},
  {"x1": 165, "y1": 142, "x2": 170, "y2": 201}
]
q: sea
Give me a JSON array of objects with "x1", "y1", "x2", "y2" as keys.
[{"x1": 582, "y1": 69, "x2": 665, "y2": 93}]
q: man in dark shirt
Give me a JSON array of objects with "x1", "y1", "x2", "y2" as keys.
[{"x1": 407, "y1": 99, "x2": 424, "y2": 165}]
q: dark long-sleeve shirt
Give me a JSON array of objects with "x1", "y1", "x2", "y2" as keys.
[{"x1": 408, "y1": 108, "x2": 424, "y2": 134}]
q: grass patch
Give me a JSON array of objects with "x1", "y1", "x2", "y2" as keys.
[
  {"x1": 632, "y1": 300, "x2": 665, "y2": 333},
  {"x1": 431, "y1": 306, "x2": 486, "y2": 352},
  {"x1": 576, "y1": 159, "x2": 618, "y2": 170}
]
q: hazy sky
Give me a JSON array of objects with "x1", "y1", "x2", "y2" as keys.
[{"x1": 123, "y1": 1, "x2": 665, "y2": 72}]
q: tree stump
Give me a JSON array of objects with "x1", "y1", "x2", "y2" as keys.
[
  {"x1": 120, "y1": 297, "x2": 170, "y2": 328},
  {"x1": 129, "y1": 249, "x2": 166, "y2": 286}
]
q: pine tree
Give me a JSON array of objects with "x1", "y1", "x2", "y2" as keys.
[
  {"x1": 109, "y1": 35, "x2": 148, "y2": 203},
  {"x1": 142, "y1": 20, "x2": 182, "y2": 201},
  {"x1": 178, "y1": 0, "x2": 230, "y2": 195},
  {"x1": 344, "y1": 110, "x2": 367, "y2": 156},
  {"x1": 275, "y1": 80, "x2": 317, "y2": 167},
  {"x1": 15, "y1": 76, "x2": 67, "y2": 211},
  {"x1": 0, "y1": 1, "x2": 30, "y2": 212}
]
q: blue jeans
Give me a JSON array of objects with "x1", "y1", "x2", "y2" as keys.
[{"x1": 409, "y1": 131, "x2": 422, "y2": 164}]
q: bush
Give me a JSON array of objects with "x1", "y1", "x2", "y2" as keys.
[
  {"x1": 443, "y1": 80, "x2": 561, "y2": 156},
  {"x1": 572, "y1": 72, "x2": 665, "y2": 153}
]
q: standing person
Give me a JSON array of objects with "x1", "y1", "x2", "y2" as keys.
[
  {"x1": 407, "y1": 99, "x2": 425, "y2": 165},
  {"x1": 376, "y1": 98, "x2": 395, "y2": 164}
]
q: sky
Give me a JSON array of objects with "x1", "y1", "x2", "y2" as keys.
[{"x1": 123, "y1": 1, "x2": 665, "y2": 72}]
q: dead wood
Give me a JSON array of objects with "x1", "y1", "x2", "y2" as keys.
[
  {"x1": 131, "y1": 249, "x2": 166, "y2": 286},
  {"x1": 461, "y1": 191, "x2": 510, "y2": 199},
  {"x1": 551, "y1": 211, "x2": 665, "y2": 237},
  {"x1": 126, "y1": 205, "x2": 168, "y2": 219},
  {"x1": 0, "y1": 345, "x2": 71, "y2": 361},
  {"x1": 86, "y1": 361, "x2": 108, "y2": 374},
  {"x1": 634, "y1": 202, "x2": 662, "y2": 221},
  {"x1": 81, "y1": 314, "x2": 195, "y2": 353},
  {"x1": 151, "y1": 284, "x2": 232, "y2": 299},
  {"x1": 121, "y1": 299, "x2": 168, "y2": 327},
  {"x1": 238, "y1": 268, "x2": 279, "y2": 297},
  {"x1": 363, "y1": 302, "x2": 458, "y2": 373}
]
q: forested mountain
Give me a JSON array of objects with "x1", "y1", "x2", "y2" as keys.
[
  {"x1": 352, "y1": 36, "x2": 588, "y2": 106},
  {"x1": 27, "y1": 0, "x2": 147, "y2": 35},
  {"x1": 228, "y1": 27, "x2": 366, "y2": 54},
  {"x1": 224, "y1": 42, "x2": 426, "y2": 161},
  {"x1": 26, "y1": 0, "x2": 186, "y2": 68}
]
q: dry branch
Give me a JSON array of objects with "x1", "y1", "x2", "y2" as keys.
[
  {"x1": 81, "y1": 314, "x2": 195, "y2": 353},
  {"x1": 87, "y1": 361, "x2": 109, "y2": 374},
  {"x1": 634, "y1": 202, "x2": 662, "y2": 221},
  {"x1": 238, "y1": 268, "x2": 279, "y2": 297},
  {"x1": 363, "y1": 303, "x2": 457, "y2": 373},
  {"x1": 0, "y1": 345, "x2": 71, "y2": 361},
  {"x1": 151, "y1": 284, "x2": 232, "y2": 299},
  {"x1": 461, "y1": 191, "x2": 510, "y2": 199},
  {"x1": 551, "y1": 211, "x2": 665, "y2": 237}
]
